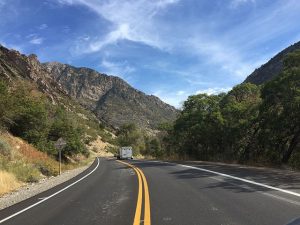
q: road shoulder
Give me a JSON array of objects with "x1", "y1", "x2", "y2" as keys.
[{"x1": 0, "y1": 161, "x2": 93, "y2": 210}]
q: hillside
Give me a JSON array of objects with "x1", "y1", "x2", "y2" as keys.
[
  {"x1": 43, "y1": 62, "x2": 178, "y2": 129},
  {"x1": 0, "y1": 45, "x2": 177, "y2": 130},
  {"x1": 244, "y1": 41, "x2": 300, "y2": 84}
]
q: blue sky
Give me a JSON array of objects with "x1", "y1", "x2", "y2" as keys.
[{"x1": 1, "y1": 0, "x2": 300, "y2": 107}]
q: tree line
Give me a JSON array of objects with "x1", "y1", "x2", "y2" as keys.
[
  {"x1": 156, "y1": 50, "x2": 299, "y2": 167},
  {"x1": 115, "y1": 50, "x2": 300, "y2": 167}
]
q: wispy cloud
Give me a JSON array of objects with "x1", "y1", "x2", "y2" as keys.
[
  {"x1": 153, "y1": 89, "x2": 188, "y2": 108},
  {"x1": 58, "y1": 0, "x2": 179, "y2": 53},
  {"x1": 25, "y1": 33, "x2": 44, "y2": 45},
  {"x1": 56, "y1": 0, "x2": 265, "y2": 79},
  {"x1": 185, "y1": 37, "x2": 256, "y2": 78},
  {"x1": 29, "y1": 37, "x2": 44, "y2": 45},
  {"x1": 100, "y1": 58, "x2": 135, "y2": 81},
  {"x1": 38, "y1": 23, "x2": 48, "y2": 30}
]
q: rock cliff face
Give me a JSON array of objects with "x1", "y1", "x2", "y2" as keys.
[
  {"x1": 0, "y1": 45, "x2": 66, "y2": 104},
  {"x1": 244, "y1": 41, "x2": 300, "y2": 85},
  {"x1": 0, "y1": 45, "x2": 177, "y2": 129}
]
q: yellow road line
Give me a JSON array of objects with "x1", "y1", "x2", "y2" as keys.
[
  {"x1": 133, "y1": 167, "x2": 143, "y2": 225},
  {"x1": 117, "y1": 160, "x2": 151, "y2": 225},
  {"x1": 136, "y1": 167, "x2": 151, "y2": 225}
]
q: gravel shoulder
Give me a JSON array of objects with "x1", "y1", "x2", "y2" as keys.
[{"x1": 0, "y1": 163, "x2": 92, "y2": 210}]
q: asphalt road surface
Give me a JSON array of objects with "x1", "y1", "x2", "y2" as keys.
[{"x1": 1, "y1": 157, "x2": 300, "y2": 225}]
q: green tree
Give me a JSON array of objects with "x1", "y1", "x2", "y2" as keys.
[
  {"x1": 171, "y1": 94, "x2": 224, "y2": 159},
  {"x1": 9, "y1": 88, "x2": 50, "y2": 149},
  {"x1": 258, "y1": 50, "x2": 300, "y2": 165},
  {"x1": 220, "y1": 83, "x2": 261, "y2": 161},
  {"x1": 49, "y1": 107, "x2": 88, "y2": 157}
]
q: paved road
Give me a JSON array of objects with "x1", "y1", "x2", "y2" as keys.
[{"x1": 1, "y1": 157, "x2": 300, "y2": 225}]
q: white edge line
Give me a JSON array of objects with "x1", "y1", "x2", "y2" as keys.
[
  {"x1": 0, "y1": 157, "x2": 100, "y2": 224},
  {"x1": 150, "y1": 160, "x2": 300, "y2": 198},
  {"x1": 178, "y1": 164, "x2": 300, "y2": 197}
]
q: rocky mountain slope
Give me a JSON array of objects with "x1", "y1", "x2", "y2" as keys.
[
  {"x1": 244, "y1": 41, "x2": 300, "y2": 85},
  {"x1": 0, "y1": 45, "x2": 177, "y2": 129},
  {"x1": 43, "y1": 62, "x2": 177, "y2": 129}
]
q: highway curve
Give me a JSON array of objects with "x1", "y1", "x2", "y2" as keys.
[{"x1": 1, "y1": 157, "x2": 300, "y2": 225}]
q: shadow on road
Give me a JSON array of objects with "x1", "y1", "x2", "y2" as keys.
[{"x1": 168, "y1": 162, "x2": 300, "y2": 194}]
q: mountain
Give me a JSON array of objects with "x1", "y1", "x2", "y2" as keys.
[
  {"x1": 43, "y1": 62, "x2": 178, "y2": 129},
  {"x1": 244, "y1": 41, "x2": 300, "y2": 85},
  {"x1": 0, "y1": 45, "x2": 177, "y2": 130}
]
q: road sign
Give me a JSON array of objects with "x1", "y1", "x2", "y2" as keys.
[
  {"x1": 54, "y1": 138, "x2": 67, "y2": 150},
  {"x1": 54, "y1": 138, "x2": 67, "y2": 175}
]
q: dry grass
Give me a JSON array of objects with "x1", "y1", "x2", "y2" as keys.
[
  {"x1": 0, "y1": 170, "x2": 22, "y2": 196},
  {"x1": 2, "y1": 133, "x2": 59, "y2": 177},
  {"x1": 0, "y1": 132, "x2": 94, "y2": 195},
  {"x1": 0, "y1": 133, "x2": 57, "y2": 184}
]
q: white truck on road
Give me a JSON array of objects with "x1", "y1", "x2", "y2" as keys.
[{"x1": 118, "y1": 146, "x2": 133, "y2": 160}]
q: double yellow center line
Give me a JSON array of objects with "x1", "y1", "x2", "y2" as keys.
[{"x1": 117, "y1": 160, "x2": 151, "y2": 225}]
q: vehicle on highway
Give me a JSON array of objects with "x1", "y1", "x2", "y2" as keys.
[{"x1": 117, "y1": 146, "x2": 133, "y2": 160}]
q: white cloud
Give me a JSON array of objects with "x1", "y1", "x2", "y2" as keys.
[
  {"x1": 153, "y1": 90, "x2": 187, "y2": 108},
  {"x1": 29, "y1": 37, "x2": 44, "y2": 45},
  {"x1": 26, "y1": 33, "x2": 44, "y2": 45},
  {"x1": 56, "y1": 0, "x2": 300, "y2": 85},
  {"x1": 38, "y1": 24, "x2": 48, "y2": 30},
  {"x1": 57, "y1": 0, "x2": 260, "y2": 79},
  {"x1": 196, "y1": 87, "x2": 231, "y2": 95},
  {"x1": 58, "y1": 0, "x2": 180, "y2": 53},
  {"x1": 100, "y1": 58, "x2": 135, "y2": 79},
  {"x1": 88, "y1": 23, "x2": 131, "y2": 52}
]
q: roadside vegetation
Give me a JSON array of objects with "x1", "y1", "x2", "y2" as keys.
[
  {"x1": 0, "y1": 79, "x2": 113, "y2": 158},
  {"x1": 0, "y1": 79, "x2": 114, "y2": 194},
  {"x1": 140, "y1": 50, "x2": 300, "y2": 168}
]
